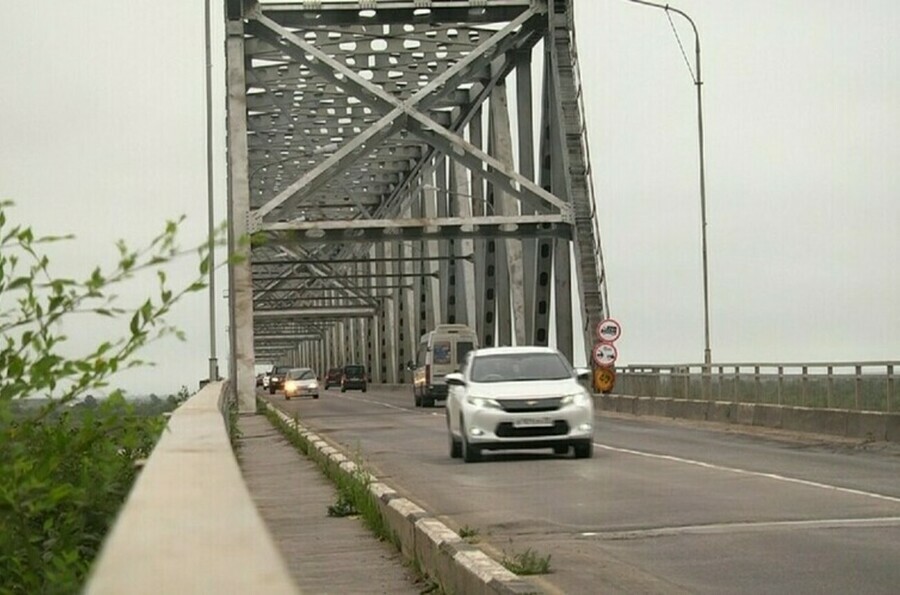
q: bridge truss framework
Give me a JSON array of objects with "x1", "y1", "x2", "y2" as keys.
[{"x1": 225, "y1": 0, "x2": 609, "y2": 410}]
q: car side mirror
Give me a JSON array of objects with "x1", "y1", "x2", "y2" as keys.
[
  {"x1": 445, "y1": 372, "x2": 466, "y2": 386},
  {"x1": 575, "y1": 367, "x2": 592, "y2": 380}
]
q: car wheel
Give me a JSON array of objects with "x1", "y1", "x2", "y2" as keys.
[
  {"x1": 553, "y1": 445, "x2": 569, "y2": 456},
  {"x1": 313, "y1": 394, "x2": 319, "y2": 400},
  {"x1": 450, "y1": 438, "x2": 462, "y2": 459},
  {"x1": 362, "y1": 386, "x2": 367, "y2": 393},
  {"x1": 324, "y1": 383, "x2": 329, "y2": 390},
  {"x1": 460, "y1": 417, "x2": 480, "y2": 463},
  {"x1": 341, "y1": 386, "x2": 346, "y2": 393},
  {"x1": 269, "y1": 386, "x2": 275, "y2": 395},
  {"x1": 414, "y1": 390, "x2": 421, "y2": 407},
  {"x1": 573, "y1": 440, "x2": 593, "y2": 459},
  {"x1": 285, "y1": 395, "x2": 291, "y2": 400},
  {"x1": 449, "y1": 426, "x2": 462, "y2": 459}
]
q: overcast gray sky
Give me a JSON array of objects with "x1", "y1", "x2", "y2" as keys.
[{"x1": 1, "y1": 1, "x2": 897, "y2": 395}]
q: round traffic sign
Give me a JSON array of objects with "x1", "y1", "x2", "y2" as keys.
[
  {"x1": 593, "y1": 367, "x2": 616, "y2": 393},
  {"x1": 591, "y1": 342, "x2": 618, "y2": 367},
  {"x1": 596, "y1": 318, "x2": 622, "y2": 342}
]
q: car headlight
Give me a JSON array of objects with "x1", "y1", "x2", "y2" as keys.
[
  {"x1": 309, "y1": 381, "x2": 319, "y2": 389},
  {"x1": 466, "y1": 396, "x2": 502, "y2": 409},
  {"x1": 560, "y1": 392, "x2": 591, "y2": 406},
  {"x1": 284, "y1": 381, "x2": 295, "y2": 390}
]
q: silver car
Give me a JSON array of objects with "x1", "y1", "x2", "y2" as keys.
[
  {"x1": 445, "y1": 346, "x2": 594, "y2": 462},
  {"x1": 283, "y1": 367, "x2": 319, "y2": 400}
]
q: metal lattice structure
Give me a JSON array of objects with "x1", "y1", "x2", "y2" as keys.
[{"x1": 225, "y1": 0, "x2": 609, "y2": 410}]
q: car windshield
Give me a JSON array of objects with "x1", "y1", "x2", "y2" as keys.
[
  {"x1": 469, "y1": 353, "x2": 572, "y2": 383},
  {"x1": 289, "y1": 369, "x2": 315, "y2": 380},
  {"x1": 273, "y1": 366, "x2": 291, "y2": 376},
  {"x1": 344, "y1": 365, "x2": 365, "y2": 377}
]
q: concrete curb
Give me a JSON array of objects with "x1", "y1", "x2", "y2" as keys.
[{"x1": 264, "y1": 403, "x2": 543, "y2": 595}]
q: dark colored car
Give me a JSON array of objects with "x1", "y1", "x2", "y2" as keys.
[
  {"x1": 268, "y1": 365, "x2": 293, "y2": 394},
  {"x1": 324, "y1": 367, "x2": 343, "y2": 390},
  {"x1": 341, "y1": 364, "x2": 368, "y2": 393}
]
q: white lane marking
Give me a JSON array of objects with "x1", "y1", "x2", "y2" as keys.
[
  {"x1": 594, "y1": 442, "x2": 900, "y2": 504},
  {"x1": 340, "y1": 394, "x2": 412, "y2": 412},
  {"x1": 582, "y1": 516, "x2": 900, "y2": 539}
]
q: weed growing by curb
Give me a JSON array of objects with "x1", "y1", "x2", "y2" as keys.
[
  {"x1": 327, "y1": 492, "x2": 358, "y2": 517},
  {"x1": 264, "y1": 406, "x2": 389, "y2": 541},
  {"x1": 262, "y1": 403, "x2": 444, "y2": 593},
  {"x1": 228, "y1": 396, "x2": 242, "y2": 451},
  {"x1": 501, "y1": 547, "x2": 552, "y2": 575},
  {"x1": 458, "y1": 525, "x2": 480, "y2": 542}
]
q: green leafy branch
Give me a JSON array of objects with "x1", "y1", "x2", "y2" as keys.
[{"x1": 0, "y1": 200, "x2": 232, "y2": 408}]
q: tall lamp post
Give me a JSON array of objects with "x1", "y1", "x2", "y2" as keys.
[
  {"x1": 204, "y1": 0, "x2": 218, "y2": 382},
  {"x1": 626, "y1": 0, "x2": 712, "y2": 367}
]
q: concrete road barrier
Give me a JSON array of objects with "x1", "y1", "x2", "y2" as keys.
[
  {"x1": 597, "y1": 393, "x2": 900, "y2": 443},
  {"x1": 86, "y1": 383, "x2": 299, "y2": 595}
]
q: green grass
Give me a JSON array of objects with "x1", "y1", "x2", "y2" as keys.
[
  {"x1": 261, "y1": 401, "x2": 452, "y2": 591},
  {"x1": 458, "y1": 525, "x2": 480, "y2": 542},
  {"x1": 501, "y1": 547, "x2": 552, "y2": 575},
  {"x1": 262, "y1": 403, "x2": 391, "y2": 543}
]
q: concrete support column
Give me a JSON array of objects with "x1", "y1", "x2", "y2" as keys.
[{"x1": 225, "y1": 18, "x2": 256, "y2": 413}]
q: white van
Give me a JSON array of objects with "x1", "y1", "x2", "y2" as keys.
[{"x1": 412, "y1": 324, "x2": 479, "y2": 407}]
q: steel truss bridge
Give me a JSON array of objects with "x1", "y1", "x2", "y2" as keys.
[{"x1": 224, "y1": 0, "x2": 609, "y2": 410}]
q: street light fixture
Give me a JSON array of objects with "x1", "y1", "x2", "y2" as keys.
[{"x1": 626, "y1": 0, "x2": 712, "y2": 367}]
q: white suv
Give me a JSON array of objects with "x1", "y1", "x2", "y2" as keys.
[{"x1": 445, "y1": 346, "x2": 594, "y2": 462}]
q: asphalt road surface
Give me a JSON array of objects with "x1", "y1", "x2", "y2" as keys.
[{"x1": 260, "y1": 385, "x2": 900, "y2": 594}]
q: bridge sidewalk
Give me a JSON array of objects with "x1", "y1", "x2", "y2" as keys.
[{"x1": 236, "y1": 413, "x2": 423, "y2": 595}]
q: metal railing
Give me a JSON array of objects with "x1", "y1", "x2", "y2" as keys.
[{"x1": 615, "y1": 361, "x2": 898, "y2": 413}]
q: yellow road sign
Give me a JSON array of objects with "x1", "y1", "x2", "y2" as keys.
[{"x1": 593, "y1": 367, "x2": 616, "y2": 393}]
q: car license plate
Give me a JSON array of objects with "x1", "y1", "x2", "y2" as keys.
[{"x1": 513, "y1": 417, "x2": 553, "y2": 428}]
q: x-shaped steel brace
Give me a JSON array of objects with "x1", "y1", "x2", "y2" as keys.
[{"x1": 246, "y1": 3, "x2": 568, "y2": 232}]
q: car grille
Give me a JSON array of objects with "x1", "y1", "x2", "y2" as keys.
[
  {"x1": 496, "y1": 397, "x2": 562, "y2": 413},
  {"x1": 495, "y1": 421, "x2": 569, "y2": 437}
]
